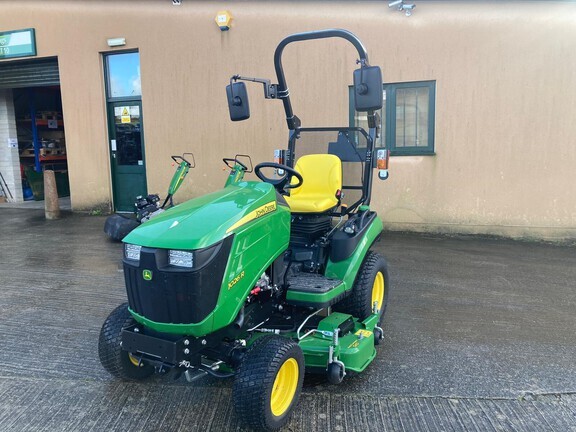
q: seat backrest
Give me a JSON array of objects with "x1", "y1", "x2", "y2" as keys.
[{"x1": 286, "y1": 154, "x2": 342, "y2": 213}]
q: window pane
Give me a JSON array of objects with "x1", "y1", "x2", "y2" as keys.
[
  {"x1": 107, "y1": 52, "x2": 141, "y2": 98},
  {"x1": 353, "y1": 90, "x2": 385, "y2": 148},
  {"x1": 113, "y1": 105, "x2": 142, "y2": 165},
  {"x1": 395, "y1": 86, "x2": 429, "y2": 148}
]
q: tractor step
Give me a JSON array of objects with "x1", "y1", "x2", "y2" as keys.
[
  {"x1": 285, "y1": 273, "x2": 346, "y2": 308},
  {"x1": 287, "y1": 273, "x2": 342, "y2": 293}
]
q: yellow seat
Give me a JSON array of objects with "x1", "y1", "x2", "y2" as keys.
[{"x1": 285, "y1": 154, "x2": 342, "y2": 213}]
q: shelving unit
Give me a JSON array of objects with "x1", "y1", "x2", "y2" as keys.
[
  {"x1": 17, "y1": 116, "x2": 66, "y2": 172},
  {"x1": 14, "y1": 87, "x2": 70, "y2": 200}
]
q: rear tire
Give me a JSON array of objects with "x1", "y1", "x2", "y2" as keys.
[
  {"x1": 335, "y1": 251, "x2": 389, "y2": 324},
  {"x1": 98, "y1": 303, "x2": 154, "y2": 380},
  {"x1": 233, "y1": 336, "x2": 304, "y2": 431}
]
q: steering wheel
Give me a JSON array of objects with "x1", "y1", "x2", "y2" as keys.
[{"x1": 254, "y1": 162, "x2": 303, "y2": 192}]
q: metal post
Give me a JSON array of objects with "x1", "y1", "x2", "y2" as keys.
[{"x1": 28, "y1": 88, "x2": 41, "y2": 172}]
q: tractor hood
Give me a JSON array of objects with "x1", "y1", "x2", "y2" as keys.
[{"x1": 123, "y1": 181, "x2": 278, "y2": 250}]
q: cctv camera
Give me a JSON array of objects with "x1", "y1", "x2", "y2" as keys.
[{"x1": 388, "y1": 0, "x2": 403, "y2": 8}]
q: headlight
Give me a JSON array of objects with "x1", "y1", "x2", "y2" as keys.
[
  {"x1": 125, "y1": 243, "x2": 142, "y2": 261},
  {"x1": 169, "y1": 250, "x2": 194, "y2": 268}
]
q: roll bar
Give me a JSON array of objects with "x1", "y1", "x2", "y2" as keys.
[{"x1": 273, "y1": 29, "x2": 371, "y2": 130}]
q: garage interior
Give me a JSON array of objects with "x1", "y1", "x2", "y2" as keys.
[{"x1": 0, "y1": 57, "x2": 70, "y2": 207}]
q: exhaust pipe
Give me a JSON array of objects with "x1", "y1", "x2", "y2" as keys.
[{"x1": 233, "y1": 307, "x2": 245, "y2": 329}]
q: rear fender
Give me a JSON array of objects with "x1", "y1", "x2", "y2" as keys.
[{"x1": 324, "y1": 217, "x2": 382, "y2": 292}]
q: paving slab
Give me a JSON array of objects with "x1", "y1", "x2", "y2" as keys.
[{"x1": 1, "y1": 208, "x2": 575, "y2": 431}]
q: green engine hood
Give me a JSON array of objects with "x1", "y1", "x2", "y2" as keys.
[{"x1": 123, "y1": 181, "x2": 278, "y2": 249}]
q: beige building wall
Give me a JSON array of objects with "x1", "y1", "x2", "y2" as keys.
[{"x1": 3, "y1": 0, "x2": 576, "y2": 240}]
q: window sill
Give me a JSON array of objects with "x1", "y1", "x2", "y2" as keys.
[{"x1": 390, "y1": 150, "x2": 436, "y2": 157}]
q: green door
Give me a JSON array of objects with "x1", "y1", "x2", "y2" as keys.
[{"x1": 109, "y1": 101, "x2": 147, "y2": 211}]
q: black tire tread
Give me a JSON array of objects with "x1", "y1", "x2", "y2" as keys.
[
  {"x1": 335, "y1": 251, "x2": 389, "y2": 321},
  {"x1": 233, "y1": 335, "x2": 304, "y2": 431},
  {"x1": 98, "y1": 303, "x2": 154, "y2": 380}
]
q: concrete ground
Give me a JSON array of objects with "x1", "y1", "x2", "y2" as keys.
[
  {"x1": 1, "y1": 207, "x2": 575, "y2": 431},
  {"x1": 0, "y1": 196, "x2": 71, "y2": 211}
]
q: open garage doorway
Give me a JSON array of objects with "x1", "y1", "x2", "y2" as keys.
[{"x1": 0, "y1": 57, "x2": 70, "y2": 208}]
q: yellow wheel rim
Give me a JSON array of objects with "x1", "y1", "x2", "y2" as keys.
[
  {"x1": 270, "y1": 358, "x2": 299, "y2": 417},
  {"x1": 128, "y1": 353, "x2": 140, "y2": 367},
  {"x1": 371, "y1": 271, "x2": 385, "y2": 311}
]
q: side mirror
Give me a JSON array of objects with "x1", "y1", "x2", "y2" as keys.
[
  {"x1": 226, "y1": 82, "x2": 250, "y2": 121},
  {"x1": 353, "y1": 65, "x2": 383, "y2": 112}
]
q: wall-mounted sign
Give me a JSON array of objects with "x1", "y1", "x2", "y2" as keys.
[
  {"x1": 114, "y1": 106, "x2": 139, "y2": 124},
  {"x1": 0, "y1": 29, "x2": 36, "y2": 60},
  {"x1": 120, "y1": 106, "x2": 131, "y2": 124}
]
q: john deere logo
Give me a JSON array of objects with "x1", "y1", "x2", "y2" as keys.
[{"x1": 142, "y1": 269, "x2": 153, "y2": 281}]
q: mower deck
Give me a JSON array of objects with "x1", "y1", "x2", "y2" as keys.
[
  {"x1": 120, "y1": 308, "x2": 381, "y2": 376},
  {"x1": 298, "y1": 311, "x2": 379, "y2": 374}
]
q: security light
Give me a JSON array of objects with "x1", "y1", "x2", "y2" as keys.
[
  {"x1": 388, "y1": 0, "x2": 416, "y2": 16},
  {"x1": 403, "y1": 4, "x2": 415, "y2": 16},
  {"x1": 107, "y1": 37, "x2": 126, "y2": 47}
]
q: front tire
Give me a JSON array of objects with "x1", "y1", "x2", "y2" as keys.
[
  {"x1": 98, "y1": 303, "x2": 154, "y2": 380},
  {"x1": 233, "y1": 336, "x2": 305, "y2": 431},
  {"x1": 335, "y1": 251, "x2": 390, "y2": 324}
]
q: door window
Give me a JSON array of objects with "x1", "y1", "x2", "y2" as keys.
[
  {"x1": 113, "y1": 105, "x2": 142, "y2": 165},
  {"x1": 106, "y1": 52, "x2": 141, "y2": 98}
]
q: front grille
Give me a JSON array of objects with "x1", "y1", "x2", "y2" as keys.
[{"x1": 124, "y1": 236, "x2": 233, "y2": 324}]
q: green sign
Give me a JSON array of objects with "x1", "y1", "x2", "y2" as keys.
[{"x1": 0, "y1": 29, "x2": 36, "y2": 60}]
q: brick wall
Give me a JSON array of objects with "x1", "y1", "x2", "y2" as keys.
[{"x1": 0, "y1": 89, "x2": 23, "y2": 202}]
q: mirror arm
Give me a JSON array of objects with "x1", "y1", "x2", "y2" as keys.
[
  {"x1": 231, "y1": 75, "x2": 279, "y2": 100},
  {"x1": 367, "y1": 110, "x2": 377, "y2": 129}
]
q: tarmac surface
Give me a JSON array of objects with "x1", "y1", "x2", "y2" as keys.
[{"x1": 1, "y1": 207, "x2": 575, "y2": 431}]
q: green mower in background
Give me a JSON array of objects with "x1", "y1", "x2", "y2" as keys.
[
  {"x1": 99, "y1": 29, "x2": 391, "y2": 431},
  {"x1": 103, "y1": 153, "x2": 195, "y2": 241}
]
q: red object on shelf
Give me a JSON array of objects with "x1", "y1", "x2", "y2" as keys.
[
  {"x1": 39, "y1": 155, "x2": 67, "y2": 162},
  {"x1": 19, "y1": 118, "x2": 64, "y2": 127}
]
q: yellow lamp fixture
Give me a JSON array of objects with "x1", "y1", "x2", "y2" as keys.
[{"x1": 215, "y1": 10, "x2": 232, "y2": 31}]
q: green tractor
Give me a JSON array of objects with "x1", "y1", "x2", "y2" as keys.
[{"x1": 98, "y1": 29, "x2": 390, "y2": 431}]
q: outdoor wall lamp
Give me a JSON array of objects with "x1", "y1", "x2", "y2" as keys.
[
  {"x1": 388, "y1": 0, "x2": 416, "y2": 16},
  {"x1": 215, "y1": 10, "x2": 233, "y2": 31},
  {"x1": 107, "y1": 37, "x2": 126, "y2": 47}
]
